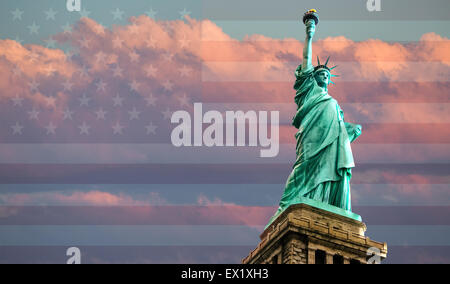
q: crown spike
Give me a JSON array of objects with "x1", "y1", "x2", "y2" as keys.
[
  {"x1": 329, "y1": 65, "x2": 338, "y2": 70},
  {"x1": 317, "y1": 56, "x2": 320, "y2": 66},
  {"x1": 325, "y1": 56, "x2": 330, "y2": 66}
]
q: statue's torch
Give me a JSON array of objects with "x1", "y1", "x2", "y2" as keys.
[
  {"x1": 303, "y1": 9, "x2": 319, "y2": 37},
  {"x1": 303, "y1": 9, "x2": 319, "y2": 25}
]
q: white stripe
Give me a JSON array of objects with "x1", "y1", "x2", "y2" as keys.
[
  {"x1": 202, "y1": 103, "x2": 450, "y2": 124},
  {"x1": 0, "y1": 144, "x2": 448, "y2": 164},
  {"x1": 203, "y1": 21, "x2": 450, "y2": 42},
  {"x1": 0, "y1": 225, "x2": 448, "y2": 246},
  {"x1": 202, "y1": 61, "x2": 450, "y2": 82},
  {"x1": 0, "y1": 184, "x2": 448, "y2": 206}
]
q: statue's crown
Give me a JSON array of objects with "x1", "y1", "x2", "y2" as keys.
[{"x1": 314, "y1": 56, "x2": 339, "y2": 84}]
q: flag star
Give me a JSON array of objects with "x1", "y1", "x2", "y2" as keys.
[
  {"x1": 14, "y1": 36, "x2": 24, "y2": 44},
  {"x1": 162, "y1": 80, "x2": 174, "y2": 92},
  {"x1": 146, "y1": 8, "x2": 157, "y2": 19},
  {"x1": 78, "y1": 94, "x2": 91, "y2": 107},
  {"x1": 11, "y1": 122, "x2": 24, "y2": 135},
  {"x1": 145, "y1": 64, "x2": 157, "y2": 77},
  {"x1": 179, "y1": 65, "x2": 193, "y2": 77},
  {"x1": 178, "y1": 35, "x2": 191, "y2": 49},
  {"x1": 163, "y1": 52, "x2": 174, "y2": 62},
  {"x1": 12, "y1": 65, "x2": 22, "y2": 77},
  {"x1": 146, "y1": 122, "x2": 157, "y2": 135},
  {"x1": 27, "y1": 52, "x2": 39, "y2": 63},
  {"x1": 110, "y1": 54, "x2": 118, "y2": 62},
  {"x1": 128, "y1": 107, "x2": 141, "y2": 120},
  {"x1": 45, "y1": 122, "x2": 57, "y2": 135},
  {"x1": 111, "y1": 8, "x2": 124, "y2": 20},
  {"x1": 62, "y1": 80, "x2": 74, "y2": 92},
  {"x1": 62, "y1": 23, "x2": 72, "y2": 34},
  {"x1": 79, "y1": 8, "x2": 91, "y2": 18},
  {"x1": 179, "y1": 8, "x2": 191, "y2": 19},
  {"x1": 96, "y1": 80, "x2": 107, "y2": 92},
  {"x1": 46, "y1": 96, "x2": 56, "y2": 108},
  {"x1": 64, "y1": 50, "x2": 76, "y2": 62},
  {"x1": 78, "y1": 122, "x2": 91, "y2": 135},
  {"x1": 112, "y1": 122, "x2": 125, "y2": 135},
  {"x1": 95, "y1": 51, "x2": 107, "y2": 64},
  {"x1": 112, "y1": 94, "x2": 124, "y2": 107},
  {"x1": 129, "y1": 24, "x2": 139, "y2": 34},
  {"x1": 44, "y1": 65, "x2": 56, "y2": 77},
  {"x1": 162, "y1": 108, "x2": 172, "y2": 120},
  {"x1": 95, "y1": 108, "x2": 107, "y2": 120},
  {"x1": 28, "y1": 22, "x2": 40, "y2": 35},
  {"x1": 44, "y1": 37, "x2": 57, "y2": 49},
  {"x1": 129, "y1": 80, "x2": 140, "y2": 92},
  {"x1": 28, "y1": 109, "x2": 40, "y2": 120},
  {"x1": 145, "y1": 93, "x2": 157, "y2": 107},
  {"x1": 112, "y1": 37, "x2": 124, "y2": 49},
  {"x1": 11, "y1": 9, "x2": 24, "y2": 21},
  {"x1": 78, "y1": 65, "x2": 90, "y2": 78},
  {"x1": 129, "y1": 50, "x2": 140, "y2": 63},
  {"x1": 11, "y1": 95, "x2": 24, "y2": 107},
  {"x1": 45, "y1": 8, "x2": 58, "y2": 20},
  {"x1": 79, "y1": 37, "x2": 91, "y2": 49},
  {"x1": 177, "y1": 93, "x2": 190, "y2": 107},
  {"x1": 145, "y1": 36, "x2": 156, "y2": 48},
  {"x1": 28, "y1": 79, "x2": 40, "y2": 93},
  {"x1": 62, "y1": 108, "x2": 74, "y2": 120},
  {"x1": 94, "y1": 23, "x2": 106, "y2": 35},
  {"x1": 112, "y1": 65, "x2": 124, "y2": 78}
]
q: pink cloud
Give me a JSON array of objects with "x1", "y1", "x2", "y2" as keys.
[
  {"x1": 0, "y1": 16, "x2": 447, "y2": 121},
  {"x1": 0, "y1": 15, "x2": 447, "y2": 187},
  {"x1": 0, "y1": 190, "x2": 166, "y2": 206}
]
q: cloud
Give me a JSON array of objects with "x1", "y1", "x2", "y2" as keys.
[
  {"x1": 0, "y1": 190, "x2": 166, "y2": 206},
  {"x1": 0, "y1": 16, "x2": 447, "y2": 128},
  {"x1": 0, "y1": 15, "x2": 448, "y2": 211}
]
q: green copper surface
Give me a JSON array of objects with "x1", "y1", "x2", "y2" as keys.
[{"x1": 267, "y1": 10, "x2": 362, "y2": 228}]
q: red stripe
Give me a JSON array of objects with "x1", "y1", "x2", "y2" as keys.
[
  {"x1": 0, "y1": 245, "x2": 447, "y2": 264},
  {"x1": 200, "y1": 41, "x2": 450, "y2": 62},
  {"x1": 0, "y1": 164, "x2": 446, "y2": 184},
  {"x1": 279, "y1": 124, "x2": 450, "y2": 144},
  {"x1": 0, "y1": 206, "x2": 448, "y2": 225},
  {"x1": 201, "y1": 82, "x2": 450, "y2": 103}
]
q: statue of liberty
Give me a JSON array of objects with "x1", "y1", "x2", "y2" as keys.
[{"x1": 267, "y1": 10, "x2": 362, "y2": 227}]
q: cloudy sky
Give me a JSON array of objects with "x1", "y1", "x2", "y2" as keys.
[{"x1": 0, "y1": 0, "x2": 449, "y2": 263}]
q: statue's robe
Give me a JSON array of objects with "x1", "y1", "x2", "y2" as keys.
[{"x1": 273, "y1": 65, "x2": 362, "y2": 219}]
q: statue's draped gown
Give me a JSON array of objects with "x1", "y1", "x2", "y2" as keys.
[{"x1": 273, "y1": 65, "x2": 362, "y2": 219}]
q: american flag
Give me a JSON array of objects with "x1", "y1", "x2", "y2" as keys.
[{"x1": 0, "y1": 0, "x2": 449, "y2": 263}]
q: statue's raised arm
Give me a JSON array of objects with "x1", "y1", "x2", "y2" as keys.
[{"x1": 301, "y1": 9, "x2": 319, "y2": 71}]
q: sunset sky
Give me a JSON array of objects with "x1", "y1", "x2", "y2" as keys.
[{"x1": 0, "y1": 0, "x2": 449, "y2": 263}]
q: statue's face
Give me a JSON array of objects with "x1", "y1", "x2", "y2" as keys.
[{"x1": 315, "y1": 70, "x2": 329, "y2": 87}]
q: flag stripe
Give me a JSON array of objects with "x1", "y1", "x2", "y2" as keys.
[
  {"x1": 201, "y1": 82, "x2": 450, "y2": 103},
  {"x1": 1, "y1": 184, "x2": 449, "y2": 206},
  {"x1": 0, "y1": 206, "x2": 448, "y2": 225},
  {"x1": 200, "y1": 41, "x2": 450, "y2": 62},
  {"x1": 202, "y1": 62, "x2": 450, "y2": 82},
  {"x1": 0, "y1": 225, "x2": 448, "y2": 246},
  {"x1": 202, "y1": 0, "x2": 450, "y2": 21},
  {"x1": 204, "y1": 21, "x2": 450, "y2": 42},
  {"x1": 3, "y1": 124, "x2": 450, "y2": 144},
  {"x1": 0, "y1": 144, "x2": 448, "y2": 164},
  {"x1": 200, "y1": 103, "x2": 450, "y2": 124},
  {"x1": 0, "y1": 245, "x2": 448, "y2": 264},
  {"x1": 0, "y1": 164, "x2": 447, "y2": 184}
]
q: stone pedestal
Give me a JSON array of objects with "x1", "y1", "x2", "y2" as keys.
[{"x1": 242, "y1": 203, "x2": 387, "y2": 264}]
